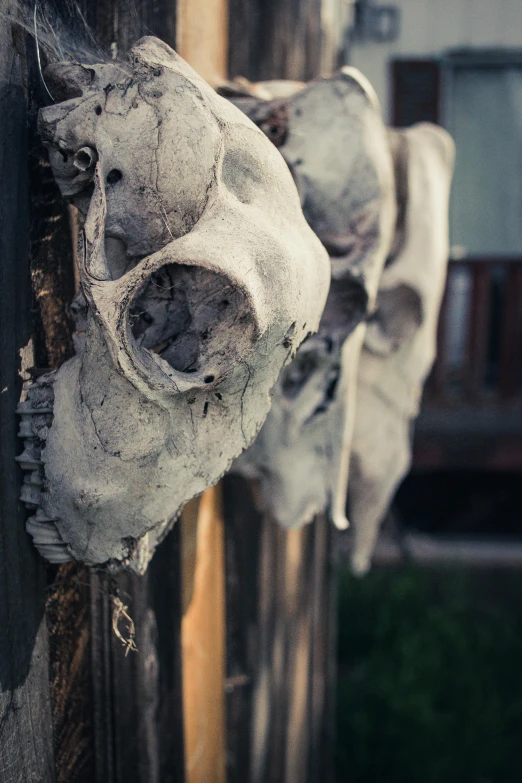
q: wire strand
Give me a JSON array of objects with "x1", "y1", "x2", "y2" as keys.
[{"x1": 33, "y1": 2, "x2": 55, "y2": 101}]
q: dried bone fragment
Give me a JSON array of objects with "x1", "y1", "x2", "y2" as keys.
[
  {"x1": 20, "y1": 37, "x2": 329, "y2": 571},
  {"x1": 348, "y1": 122, "x2": 455, "y2": 575},
  {"x1": 231, "y1": 70, "x2": 395, "y2": 529}
]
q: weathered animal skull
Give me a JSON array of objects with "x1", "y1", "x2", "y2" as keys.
[
  {"x1": 349, "y1": 122, "x2": 455, "y2": 575},
  {"x1": 231, "y1": 70, "x2": 396, "y2": 529},
  {"x1": 18, "y1": 37, "x2": 329, "y2": 571}
]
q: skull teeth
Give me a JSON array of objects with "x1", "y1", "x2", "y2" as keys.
[{"x1": 16, "y1": 374, "x2": 73, "y2": 564}]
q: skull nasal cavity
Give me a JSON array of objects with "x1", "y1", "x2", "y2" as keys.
[
  {"x1": 74, "y1": 147, "x2": 97, "y2": 172},
  {"x1": 129, "y1": 263, "x2": 257, "y2": 380},
  {"x1": 107, "y1": 169, "x2": 122, "y2": 185}
]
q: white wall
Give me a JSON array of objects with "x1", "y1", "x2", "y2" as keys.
[{"x1": 349, "y1": 0, "x2": 522, "y2": 121}]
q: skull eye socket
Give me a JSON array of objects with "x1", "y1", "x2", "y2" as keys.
[
  {"x1": 281, "y1": 351, "x2": 319, "y2": 398},
  {"x1": 129, "y1": 263, "x2": 257, "y2": 383},
  {"x1": 258, "y1": 104, "x2": 289, "y2": 149},
  {"x1": 260, "y1": 119, "x2": 287, "y2": 147}
]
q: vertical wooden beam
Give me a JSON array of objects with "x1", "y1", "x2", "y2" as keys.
[
  {"x1": 176, "y1": 5, "x2": 229, "y2": 781},
  {"x1": 25, "y1": 32, "x2": 93, "y2": 781},
  {"x1": 0, "y1": 8, "x2": 55, "y2": 781},
  {"x1": 59, "y1": 7, "x2": 187, "y2": 783},
  {"x1": 465, "y1": 262, "x2": 492, "y2": 397},
  {"x1": 310, "y1": 516, "x2": 337, "y2": 782},
  {"x1": 283, "y1": 526, "x2": 314, "y2": 783},
  {"x1": 78, "y1": 0, "x2": 176, "y2": 55},
  {"x1": 181, "y1": 487, "x2": 226, "y2": 783},
  {"x1": 227, "y1": 0, "x2": 260, "y2": 82},
  {"x1": 429, "y1": 272, "x2": 450, "y2": 401},
  {"x1": 222, "y1": 477, "x2": 261, "y2": 783},
  {"x1": 177, "y1": 0, "x2": 229, "y2": 84},
  {"x1": 90, "y1": 524, "x2": 185, "y2": 783},
  {"x1": 498, "y1": 264, "x2": 522, "y2": 399},
  {"x1": 223, "y1": 477, "x2": 337, "y2": 783},
  {"x1": 228, "y1": 0, "x2": 342, "y2": 83}
]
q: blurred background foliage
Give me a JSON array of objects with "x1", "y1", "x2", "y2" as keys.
[{"x1": 336, "y1": 565, "x2": 522, "y2": 783}]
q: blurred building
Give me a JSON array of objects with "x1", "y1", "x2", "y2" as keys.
[{"x1": 345, "y1": 0, "x2": 522, "y2": 470}]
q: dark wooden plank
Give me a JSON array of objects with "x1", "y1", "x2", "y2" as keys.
[
  {"x1": 90, "y1": 571, "x2": 116, "y2": 783},
  {"x1": 258, "y1": 0, "x2": 325, "y2": 81},
  {"x1": 265, "y1": 520, "x2": 289, "y2": 783},
  {"x1": 228, "y1": 0, "x2": 261, "y2": 80},
  {"x1": 308, "y1": 515, "x2": 330, "y2": 778},
  {"x1": 46, "y1": 564, "x2": 94, "y2": 783},
  {"x1": 251, "y1": 511, "x2": 283, "y2": 783},
  {"x1": 24, "y1": 9, "x2": 95, "y2": 780},
  {"x1": 228, "y1": 0, "x2": 336, "y2": 82},
  {"x1": 465, "y1": 262, "x2": 492, "y2": 397},
  {"x1": 223, "y1": 476, "x2": 262, "y2": 783},
  {"x1": 223, "y1": 8, "x2": 343, "y2": 779},
  {"x1": 57, "y1": 6, "x2": 185, "y2": 782},
  {"x1": 315, "y1": 517, "x2": 338, "y2": 783},
  {"x1": 2, "y1": 5, "x2": 184, "y2": 783},
  {"x1": 427, "y1": 272, "x2": 450, "y2": 401},
  {"x1": 77, "y1": 0, "x2": 176, "y2": 56},
  {"x1": 498, "y1": 264, "x2": 522, "y2": 398},
  {"x1": 148, "y1": 526, "x2": 185, "y2": 783},
  {"x1": 90, "y1": 525, "x2": 185, "y2": 783},
  {"x1": 223, "y1": 477, "x2": 337, "y2": 783},
  {"x1": 0, "y1": 8, "x2": 55, "y2": 781}
]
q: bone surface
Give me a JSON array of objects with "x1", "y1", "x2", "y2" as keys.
[
  {"x1": 349, "y1": 122, "x2": 456, "y2": 575},
  {"x1": 22, "y1": 37, "x2": 329, "y2": 571},
  {"x1": 231, "y1": 69, "x2": 396, "y2": 530}
]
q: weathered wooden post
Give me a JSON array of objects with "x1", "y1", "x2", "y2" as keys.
[
  {"x1": 0, "y1": 3, "x2": 342, "y2": 782},
  {"x1": 0, "y1": 5, "x2": 55, "y2": 779},
  {"x1": 1, "y1": 4, "x2": 186, "y2": 781},
  {"x1": 221, "y1": 5, "x2": 348, "y2": 781},
  {"x1": 223, "y1": 478, "x2": 338, "y2": 783}
]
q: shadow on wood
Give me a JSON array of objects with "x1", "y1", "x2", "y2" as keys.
[{"x1": 223, "y1": 475, "x2": 337, "y2": 783}]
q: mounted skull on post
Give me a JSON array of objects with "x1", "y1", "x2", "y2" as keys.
[
  {"x1": 17, "y1": 37, "x2": 330, "y2": 571},
  {"x1": 348, "y1": 122, "x2": 455, "y2": 575},
  {"x1": 228, "y1": 68, "x2": 396, "y2": 530}
]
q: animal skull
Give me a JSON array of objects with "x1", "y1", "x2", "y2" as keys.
[
  {"x1": 349, "y1": 122, "x2": 455, "y2": 575},
  {"x1": 231, "y1": 70, "x2": 396, "y2": 529},
  {"x1": 18, "y1": 37, "x2": 329, "y2": 571}
]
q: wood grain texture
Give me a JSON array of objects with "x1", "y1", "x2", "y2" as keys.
[
  {"x1": 37, "y1": 5, "x2": 185, "y2": 783},
  {"x1": 181, "y1": 486, "x2": 227, "y2": 783},
  {"x1": 223, "y1": 477, "x2": 262, "y2": 783},
  {"x1": 466, "y1": 263, "x2": 492, "y2": 397},
  {"x1": 0, "y1": 6, "x2": 55, "y2": 781},
  {"x1": 222, "y1": 476, "x2": 337, "y2": 783},
  {"x1": 78, "y1": 0, "x2": 177, "y2": 56},
  {"x1": 90, "y1": 525, "x2": 185, "y2": 783},
  {"x1": 46, "y1": 565, "x2": 94, "y2": 783},
  {"x1": 177, "y1": 0, "x2": 229, "y2": 84},
  {"x1": 228, "y1": 0, "x2": 337, "y2": 82},
  {"x1": 25, "y1": 15, "x2": 93, "y2": 781},
  {"x1": 498, "y1": 264, "x2": 522, "y2": 398}
]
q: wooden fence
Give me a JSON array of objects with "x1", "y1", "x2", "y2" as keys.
[
  {"x1": 415, "y1": 257, "x2": 522, "y2": 470},
  {"x1": 0, "y1": 1, "x2": 342, "y2": 781},
  {"x1": 431, "y1": 257, "x2": 522, "y2": 401}
]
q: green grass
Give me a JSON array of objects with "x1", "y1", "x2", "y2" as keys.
[{"x1": 336, "y1": 566, "x2": 522, "y2": 783}]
